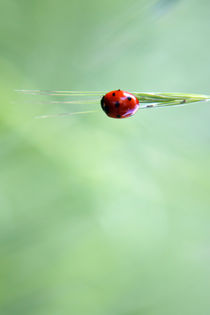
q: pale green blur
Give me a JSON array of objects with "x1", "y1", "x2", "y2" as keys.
[{"x1": 0, "y1": 0, "x2": 210, "y2": 314}]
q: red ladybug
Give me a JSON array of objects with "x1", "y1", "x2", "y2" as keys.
[{"x1": 100, "y1": 89, "x2": 139, "y2": 119}]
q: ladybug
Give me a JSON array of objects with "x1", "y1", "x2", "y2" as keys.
[{"x1": 100, "y1": 89, "x2": 139, "y2": 119}]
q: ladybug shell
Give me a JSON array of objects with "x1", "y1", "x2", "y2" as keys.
[{"x1": 101, "y1": 90, "x2": 139, "y2": 119}]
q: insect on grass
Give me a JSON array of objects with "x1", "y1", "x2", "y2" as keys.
[{"x1": 16, "y1": 89, "x2": 210, "y2": 119}]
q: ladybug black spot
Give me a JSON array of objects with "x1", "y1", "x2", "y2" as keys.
[
  {"x1": 118, "y1": 89, "x2": 121, "y2": 91},
  {"x1": 115, "y1": 101, "x2": 120, "y2": 108},
  {"x1": 127, "y1": 97, "x2": 132, "y2": 101},
  {"x1": 112, "y1": 92, "x2": 115, "y2": 96},
  {"x1": 117, "y1": 115, "x2": 121, "y2": 118}
]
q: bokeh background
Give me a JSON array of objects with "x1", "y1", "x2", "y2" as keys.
[{"x1": 1, "y1": 0, "x2": 210, "y2": 314}]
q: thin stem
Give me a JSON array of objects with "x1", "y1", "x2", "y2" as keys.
[
  {"x1": 16, "y1": 89, "x2": 105, "y2": 97},
  {"x1": 16, "y1": 89, "x2": 210, "y2": 108},
  {"x1": 35, "y1": 110, "x2": 99, "y2": 119},
  {"x1": 133, "y1": 92, "x2": 210, "y2": 104}
]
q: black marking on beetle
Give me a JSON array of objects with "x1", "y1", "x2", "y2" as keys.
[
  {"x1": 112, "y1": 92, "x2": 115, "y2": 96},
  {"x1": 104, "y1": 105, "x2": 110, "y2": 114},
  {"x1": 127, "y1": 97, "x2": 132, "y2": 101},
  {"x1": 100, "y1": 96, "x2": 105, "y2": 108},
  {"x1": 117, "y1": 114, "x2": 121, "y2": 118},
  {"x1": 115, "y1": 101, "x2": 120, "y2": 108},
  {"x1": 118, "y1": 89, "x2": 121, "y2": 91}
]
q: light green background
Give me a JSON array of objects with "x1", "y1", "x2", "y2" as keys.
[{"x1": 0, "y1": 0, "x2": 210, "y2": 314}]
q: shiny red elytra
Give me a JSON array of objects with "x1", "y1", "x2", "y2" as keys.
[{"x1": 101, "y1": 89, "x2": 139, "y2": 119}]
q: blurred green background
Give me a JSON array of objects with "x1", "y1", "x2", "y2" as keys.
[{"x1": 1, "y1": 0, "x2": 210, "y2": 314}]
